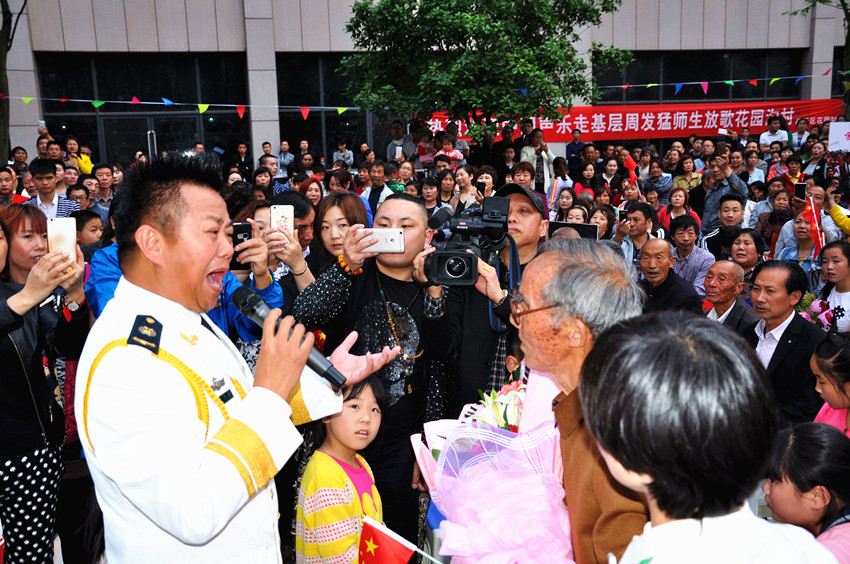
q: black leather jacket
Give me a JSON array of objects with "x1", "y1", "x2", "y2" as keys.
[{"x1": 0, "y1": 282, "x2": 88, "y2": 458}]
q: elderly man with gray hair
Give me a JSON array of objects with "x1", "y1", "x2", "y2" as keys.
[
  {"x1": 509, "y1": 238, "x2": 648, "y2": 564},
  {"x1": 639, "y1": 238, "x2": 704, "y2": 315},
  {"x1": 704, "y1": 260, "x2": 760, "y2": 333}
]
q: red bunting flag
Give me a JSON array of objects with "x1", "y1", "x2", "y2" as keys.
[
  {"x1": 236, "y1": 105, "x2": 246, "y2": 119},
  {"x1": 748, "y1": 79, "x2": 758, "y2": 86},
  {"x1": 359, "y1": 517, "x2": 416, "y2": 564},
  {"x1": 300, "y1": 106, "x2": 310, "y2": 120},
  {"x1": 823, "y1": 67, "x2": 833, "y2": 76},
  {"x1": 700, "y1": 82, "x2": 708, "y2": 94},
  {"x1": 803, "y1": 197, "x2": 825, "y2": 258},
  {"x1": 620, "y1": 83, "x2": 629, "y2": 89},
  {"x1": 58, "y1": 98, "x2": 70, "y2": 102},
  {"x1": 131, "y1": 96, "x2": 141, "y2": 104}
]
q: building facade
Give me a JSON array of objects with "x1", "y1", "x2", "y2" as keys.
[{"x1": 7, "y1": 0, "x2": 845, "y2": 166}]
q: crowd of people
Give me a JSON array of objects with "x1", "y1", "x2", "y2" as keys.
[{"x1": 3, "y1": 113, "x2": 850, "y2": 564}]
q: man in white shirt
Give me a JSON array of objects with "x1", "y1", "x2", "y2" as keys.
[
  {"x1": 741, "y1": 261, "x2": 825, "y2": 424},
  {"x1": 759, "y1": 116, "x2": 788, "y2": 153},
  {"x1": 22, "y1": 158, "x2": 79, "y2": 218},
  {"x1": 76, "y1": 153, "x2": 397, "y2": 563}
]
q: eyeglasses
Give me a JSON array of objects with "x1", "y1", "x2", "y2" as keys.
[
  {"x1": 68, "y1": 195, "x2": 87, "y2": 202},
  {"x1": 509, "y1": 290, "x2": 557, "y2": 326}
]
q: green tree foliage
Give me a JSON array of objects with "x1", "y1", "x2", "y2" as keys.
[{"x1": 341, "y1": 0, "x2": 629, "y2": 139}]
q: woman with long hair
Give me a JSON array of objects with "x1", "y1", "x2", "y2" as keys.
[
  {"x1": 0, "y1": 205, "x2": 88, "y2": 563},
  {"x1": 550, "y1": 187, "x2": 577, "y2": 221},
  {"x1": 820, "y1": 241, "x2": 850, "y2": 332}
]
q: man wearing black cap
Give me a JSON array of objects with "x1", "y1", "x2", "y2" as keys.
[{"x1": 416, "y1": 183, "x2": 549, "y2": 416}]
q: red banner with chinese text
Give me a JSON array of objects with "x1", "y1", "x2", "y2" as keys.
[{"x1": 429, "y1": 99, "x2": 843, "y2": 141}]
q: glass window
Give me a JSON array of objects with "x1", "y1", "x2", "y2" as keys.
[
  {"x1": 766, "y1": 50, "x2": 803, "y2": 99},
  {"x1": 43, "y1": 116, "x2": 99, "y2": 160},
  {"x1": 201, "y1": 112, "x2": 252, "y2": 159},
  {"x1": 625, "y1": 53, "x2": 662, "y2": 103},
  {"x1": 199, "y1": 54, "x2": 249, "y2": 106},
  {"x1": 660, "y1": 51, "x2": 729, "y2": 101},
  {"x1": 279, "y1": 111, "x2": 324, "y2": 159},
  {"x1": 276, "y1": 54, "x2": 320, "y2": 107},
  {"x1": 37, "y1": 53, "x2": 96, "y2": 114},
  {"x1": 323, "y1": 110, "x2": 369, "y2": 160},
  {"x1": 95, "y1": 54, "x2": 195, "y2": 112},
  {"x1": 730, "y1": 51, "x2": 765, "y2": 100},
  {"x1": 322, "y1": 53, "x2": 356, "y2": 107}
]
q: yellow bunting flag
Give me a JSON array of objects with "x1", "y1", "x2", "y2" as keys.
[
  {"x1": 198, "y1": 104, "x2": 209, "y2": 114},
  {"x1": 337, "y1": 107, "x2": 347, "y2": 115},
  {"x1": 22, "y1": 97, "x2": 33, "y2": 104}
]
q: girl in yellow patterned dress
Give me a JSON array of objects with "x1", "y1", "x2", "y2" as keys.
[{"x1": 296, "y1": 376, "x2": 385, "y2": 563}]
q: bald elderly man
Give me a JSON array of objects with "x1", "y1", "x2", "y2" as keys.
[{"x1": 639, "y1": 238, "x2": 704, "y2": 315}]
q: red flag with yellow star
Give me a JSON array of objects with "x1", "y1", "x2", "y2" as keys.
[
  {"x1": 802, "y1": 196, "x2": 825, "y2": 258},
  {"x1": 359, "y1": 516, "x2": 416, "y2": 563}
]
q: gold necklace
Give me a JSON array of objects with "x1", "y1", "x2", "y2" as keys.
[{"x1": 376, "y1": 271, "x2": 424, "y2": 362}]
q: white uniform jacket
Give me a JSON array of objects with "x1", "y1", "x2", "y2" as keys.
[{"x1": 75, "y1": 277, "x2": 342, "y2": 563}]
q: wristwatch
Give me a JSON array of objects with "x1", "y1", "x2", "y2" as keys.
[{"x1": 62, "y1": 290, "x2": 85, "y2": 312}]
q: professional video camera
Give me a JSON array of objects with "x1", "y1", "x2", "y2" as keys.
[{"x1": 424, "y1": 196, "x2": 510, "y2": 285}]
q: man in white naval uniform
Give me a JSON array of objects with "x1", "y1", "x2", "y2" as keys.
[{"x1": 75, "y1": 154, "x2": 398, "y2": 563}]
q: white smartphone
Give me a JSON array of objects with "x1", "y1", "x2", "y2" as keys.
[
  {"x1": 357, "y1": 228, "x2": 404, "y2": 253},
  {"x1": 395, "y1": 146, "x2": 403, "y2": 159},
  {"x1": 270, "y1": 204, "x2": 294, "y2": 233},
  {"x1": 717, "y1": 128, "x2": 729, "y2": 135},
  {"x1": 37, "y1": 120, "x2": 46, "y2": 129},
  {"x1": 47, "y1": 217, "x2": 77, "y2": 258}
]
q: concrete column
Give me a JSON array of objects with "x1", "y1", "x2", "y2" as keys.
[
  {"x1": 801, "y1": 2, "x2": 838, "y2": 101},
  {"x1": 244, "y1": 0, "x2": 280, "y2": 161},
  {"x1": 8, "y1": 0, "x2": 42, "y2": 158}
]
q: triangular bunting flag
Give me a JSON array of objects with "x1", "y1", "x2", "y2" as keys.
[
  {"x1": 700, "y1": 82, "x2": 708, "y2": 94},
  {"x1": 161, "y1": 97, "x2": 174, "y2": 106},
  {"x1": 724, "y1": 80, "x2": 734, "y2": 86},
  {"x1": 300, "y1": 106, "x2": 310, "y2": 120},
  {"x1": 748, "y1": 79, "x2": 758, "y2": 86},
  {"x1": 22, "y1": 97, "x2": 32, "y2": 104},
  {"x1": 519, "y1": 88, "x2": 528, "y2": 96},
  {"x1": 769, "y1": 78, "x2": 781, "y2": 85},
  {"x1": 843, "y1": 81, "x2": 850, "y2": 91},
  {"x1": 198, "y1": 104, "x2": 209, "y2": 114},
  {"x1": 236, "y1": 105, "x2": 245, "y2": 119},
  {"x1": 58, "y1": 98, "x2": 70, "y2": 102},
  {"x1": 620, "y1": 83, "x2": 630, "y2": 89},
  {"x1": 337, "y1": 107, "x2": 347, "y2": 115},
  {"x1": 673, "y1": 83, "x2": 683, "y2": 95},
  {"x1": 130, "y1": 96, "x2": 141, "y2": 104},
  {"x1": 795, "y1": 76, "x2": 804, "y2": 85},
  {"x1": 91, "y1": 100, "x2": 106, "y2": 108},
  {"x1": 0, "y1": 94, "x2": 6, "y2": 99},
  {"x1": 823, "y1": 67, "x2": 833, "y2": 76},
  {"x1": 646, "y1": 83, "x2": 658, "y2": 88}
]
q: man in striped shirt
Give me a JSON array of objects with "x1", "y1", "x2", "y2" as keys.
[{"x1": 22, "y1": 158, "x2": 79, "y2": 218}]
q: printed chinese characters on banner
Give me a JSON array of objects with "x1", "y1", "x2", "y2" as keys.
[{"x1": 430, "y1": 99, "x2": 842, "y2": 142}]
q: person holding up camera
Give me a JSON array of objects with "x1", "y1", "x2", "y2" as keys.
[{"x1": 414, "y1": 183, "x2": 549, "y2": 417}]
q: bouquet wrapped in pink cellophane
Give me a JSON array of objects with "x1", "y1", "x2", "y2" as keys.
[
  {"x1": 432, "y1": 422, "x2": 573, "y2": 563},
  {"x1": 411, "y1": 371, "x2": 573, "y2": 563}
]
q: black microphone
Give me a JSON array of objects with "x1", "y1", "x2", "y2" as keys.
[
  {"x1": 231, "y1": 286, "x2": 347, "y2": 391},
  {"x1": 427, "y1": 206, "x2": 453, "y2": 229}
]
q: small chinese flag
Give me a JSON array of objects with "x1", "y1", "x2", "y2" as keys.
[
  {"x1": 359, "y1": 516, "x2": 416, "y2": 564},
  {"x1": 803, "y1": 197, "x2": 825, "y2": 257}
]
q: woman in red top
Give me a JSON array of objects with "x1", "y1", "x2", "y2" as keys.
[
  {"x1": 574, "y1": 163, "x2": 598, "y2": 198},
  {"x1": 657, "y1": 187, "x2": 701, "y2": 231}
]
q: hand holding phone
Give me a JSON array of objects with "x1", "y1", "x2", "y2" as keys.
[
  {"x1": 794, "y1": 182, "x2": 807, "y2": 200},
  {"x1": 270, "y1": 205, "x2": 294, "y2": 233},
  {"x1": 229, "y1": 222, "x2": 253, "y2": 270},
  {"x1": 356, "y1": 228, "x2": 404, "y2": 253},
  {"x1": 47, "y1": 218, "x2": 77, "y2": 259}
]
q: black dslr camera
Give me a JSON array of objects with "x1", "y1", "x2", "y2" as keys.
[{"x1": 424, "y1": 196, "x2": 510, "y2": 285}]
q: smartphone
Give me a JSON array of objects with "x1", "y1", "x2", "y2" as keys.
[
  {"x1": 229, "y1": 222, "x2": 253, "y2": 271},
  {"x1": 395, "y1": 146, "x2": 403, "y2": 159},
  {"x1": 476, "y1": 180, "x2": 486, "y2": 196},
  {"x1": 794, "y1": 182, "x2": 807, "y2": 200},
  {"x1": 356, "y1": 228, "x2": 405, "y2": 253},
  {"x1": 718, "y1": 128, "x2": 729, "y2": 135},
  {"x1": 37, "y1": 120, "x2": 45, "y2": 130},
  {"x1": 47, "y1": 217, "x2": 77, "y2": 259},
  {"x1": 270, "y1": 205, "x2": 294, "y2": 233}
]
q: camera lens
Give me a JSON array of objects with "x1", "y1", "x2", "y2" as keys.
[{"x1": 444, "y1": 256, "x2": 469, "y2": 278}]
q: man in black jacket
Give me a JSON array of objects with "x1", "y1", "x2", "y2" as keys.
[
  {"x1": 742, "y1": 260, "x2": 825, "y2": 424},
  {"x1": 639, "y1": 238, "x2": 703, "y2": 315}
]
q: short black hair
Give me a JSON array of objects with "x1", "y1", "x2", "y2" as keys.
[
  {"x1": 91, "y1": 163, "x2": 113, "y2": 175},
  {"x1": 669, "y1": 215, "x2": 699, "y2": 237},
  {"x1": 258, "y1": 154, "x2": 276, "y2": 166},
  {"x1": 626, "y1": 201, "x2": 653, "y2": 222},
  {"x1": 787, "y1": 155, "x2": 803, "y2": 165},
  {"x1": 580, "y1": 312, "x2": 777, "y2": 520},
  {"x1": 369, "y1": 161, "x2": 385, "y2": 172},
  {"x1": 271, "y1": 190, "x2": 313, "y2": 219},
  {"x1": 752, "y1": 260, "x2": 808, "y2": 299},
  {"x1": 383, "y1": 162, "x2": 397, "y2": 176},
  {"x1": 380, "y1": 192, "x2": 428, "y2": 221},
  {"x1": 70, "y1": 209, "x2": 102, "y2": 232},
  {"x1": 114, "y1": 152, "x2": 224, "y2": 268},
  {"x1": 735, "y1": 228, "x2": 767, "y2": 256},
  {"x1": 67, "y1": 185, "x2": 89, "y2": 198},
  {"x1": 719, "y1": 193, "x2": 745, "y2": 208},
  {"x1": 287, "y1": 161, "x2": 305, "y2": 177},
  {"x1": 220, "y1": 181, "x2": 252, "y2": 219},
  {"x1": 30, "y1": 159, "x2": 56, "y2": 177},
  {"x1": 433, "y1": 155, "x2": 451, "y2": 166}
]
